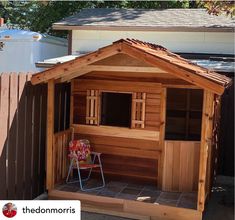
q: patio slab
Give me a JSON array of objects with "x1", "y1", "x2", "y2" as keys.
[{"x1": 55, "y1": 179, "x2": 197, "y2": 209}]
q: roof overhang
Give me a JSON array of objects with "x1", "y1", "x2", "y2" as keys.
[
  {"x1": 52, "y1": 24, "x2": 234, "y2": 33},
  {"x1": 31, "y1": 39, "x2": 232, "y2": 95},
  {"x1": 35, "y1": 55, "x2": 80, "y2": 68},
  {"x1": 35, "y1": 54, "x2": 235, "y2": 73}
]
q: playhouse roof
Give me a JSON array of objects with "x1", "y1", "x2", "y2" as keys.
[
  {"x1": 53, "y1": 8, "x2": 235, "y2": 32},
  {"x1": 31, "y1": 39, "x2": 231, "y2": 95}
]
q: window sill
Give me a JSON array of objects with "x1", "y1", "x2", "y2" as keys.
[{"x1": 71, "y1": 124, "x2": 159, "y2": 141}]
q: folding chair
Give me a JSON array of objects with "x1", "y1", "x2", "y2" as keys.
[{"x1": 66, "y1": 139, "x2": 105, "y2": 191}]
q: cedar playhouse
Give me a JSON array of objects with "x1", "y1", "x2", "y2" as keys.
[{"x1": 31, "y1": 39, "x2": 231, "y2": 220}]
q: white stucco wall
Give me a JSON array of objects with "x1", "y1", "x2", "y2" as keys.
[{"x1": 71, "y1": 30, "x2": 234, "y2": 55}]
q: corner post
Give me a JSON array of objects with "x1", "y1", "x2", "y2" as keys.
[
  {"x1": 46, "y1": 79, "x2": 55, "y2": 190},
  {"x1": 197, "y1": 90, "x2": 214, "y2": 211}
]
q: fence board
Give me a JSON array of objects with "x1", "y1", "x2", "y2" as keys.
[
  {"x1": 24, "y1": 81, "x2": 33, "y2": 199},
  {"x1": 0, "y1": 73, "x2": 9, "y2": 199},
  {"x1": 39, "y1": 85, "x2": 47, "y2": 194},
  {"x1": 8, "y1": 73, "x2": 18, "y2": 199},
  {"x1": 0, "y1": 73, "x2": 70, "y2": 199},
  {"x1": 32, "y1": 85, "x2": 41, "y2": 198},
  {"x1": 16, "y1": 74, "x2": 27, "y2": 199}
]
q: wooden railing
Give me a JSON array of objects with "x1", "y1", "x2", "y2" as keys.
[{"x1": 53, "y1": 129, "x2": 72, "y2": 185}]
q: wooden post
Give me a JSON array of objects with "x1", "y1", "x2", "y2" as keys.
[
  {"x1": 46, "y1": 80, "x2": 55, "y2": 190},
  {"x1": 159, "y1": 88, "x2": 166, "y2": 189},
  {"x1": 70, "y1": 80, "x2": 74, "y2": 126},
  {"x1": 197, "y1": 90, "x2": 214, "y2": 211}
]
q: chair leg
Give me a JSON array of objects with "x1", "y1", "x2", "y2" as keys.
[
  {"x1": 67, "y1": 157, "x2": 105, "y2": 191},
  {"x1": 76, "y1": 160, "x2": 85, "y2": 191},
  {"x1": 98, "y1": 156, "x2": 105, "y2": 188},
  {"x1": 78, "y1": 154, "x2": 96, "y2": 184},
  {"x1": 66, "y1": 158, "x2": 75, "y2": 183}
]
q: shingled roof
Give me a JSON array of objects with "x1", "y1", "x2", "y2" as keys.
[
  {"x1": 121, "y1": 38, "x2": 231, "y2": 87},
  {"x1": 53, "y1": 8, "x2": 235, "y2": 31},
  {"x1": 31, "y1": 39, "x2": 231, "y2": 95}
]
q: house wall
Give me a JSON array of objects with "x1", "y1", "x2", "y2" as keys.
[
  {"x1": 71, "y1": 78, "x2": 162, "y2": 184},
  {"x1": 71, "y1": 30, "x2": 234, "y2": 55},
  {"x1": 69, "y1": 69, "x2": 201, "y2": 187}
]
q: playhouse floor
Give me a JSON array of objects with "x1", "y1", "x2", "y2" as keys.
[{"x1": 55, "y1": 178, "x2": 197, "y2": 210}]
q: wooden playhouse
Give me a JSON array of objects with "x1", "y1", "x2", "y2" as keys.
[{"x1": 31, "y1": 39, "x2": 231, "y2": 220}]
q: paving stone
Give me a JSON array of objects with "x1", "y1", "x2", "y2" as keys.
[
  {"x1": 98, "y1": 185, "x2": 122, "y2": 197},
  {"x1": 177, "y1": 192, "x2": 197, "y2": 209},
  {"x1": 178, "y1": 200, "x2": 197, "y2": 209},
  {"x1": 159, "y1": 192, "x2": 181, "y2": 201},
  {"x1": 155, "y1": 198, "x2": 178, "y2": 207},
  {"x1": 120, "y1": 187, "x2": 142, "y2": 195},
  {"x1": 107, "y1": 181, "x2": 128, "y2": 188},
  {"x1": 115, "y1": 193, "x2": 137, "y2": 200},
  {"x1": 143, "y1": 185, "x2": 159, "y2": 192},
  {"x1": 126, "y1": 183, "x2": 144, "y2": 190},
  {"x1": 136, "y1": 190, "x2": 161, "y2": 203}
]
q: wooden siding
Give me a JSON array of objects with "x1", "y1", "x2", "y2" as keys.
[
  {"x1": 162, "y1": 141, "x2": 200, "y2": 192},
  {"x1": 53, "y1": 129, "x2": 72, "y2": 184},
  {"x1": 92, "y1": 53, "x2": 153, "y2": 67},
  {"x1": 72, "y1": 78, "x2": 162, "y2": 132},
  {"x1": 70, "y1": 78, "x2": 162, "y2": 183},
  {"x1": 74, "y1": 131, "x2": 160, "y2": 184},
  {"x1": 80, "y1": 71, "x2": 194, "y2": 86}
]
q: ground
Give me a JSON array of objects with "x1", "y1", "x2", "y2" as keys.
[{"x1": 36, "y1": 175, "x2": 234, "y2": 220}]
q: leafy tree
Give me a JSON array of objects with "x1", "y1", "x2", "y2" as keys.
[{"x1": 199, "y1": 1, "x2": 235, "y2": 17}]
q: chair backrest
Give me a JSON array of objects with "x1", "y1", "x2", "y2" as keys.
[{"x1": 68, "y1": 139, "x2": 92, "y2": 163}]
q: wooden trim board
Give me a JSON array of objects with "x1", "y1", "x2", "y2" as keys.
[
  {"x1": 48, "y1": 189, "x2": 202, "y2": 220},
  {"x1": 73, "y1": 79, "x2": 162, "y2": 94},
  {"x1": 71, "y1": 124, "x2": 159, "y2": 141}
]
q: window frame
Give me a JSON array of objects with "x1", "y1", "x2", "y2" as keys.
[
  {"x1": 100, "y1": 91, "x2": 133, "y2": 128},
  {"x1": 165, "y1": 88, "x2": 203, "y2": 141},
  {"x1": 85, "y1": 89, "x2": 147, "y2": 129}
]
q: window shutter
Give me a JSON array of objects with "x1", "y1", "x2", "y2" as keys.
[
  {"x1": 131, "y1": 92, "x2": 146, "y2": 128},
  {"x1": 86, "y1": 90, "x2": 99, "y2": 125}
]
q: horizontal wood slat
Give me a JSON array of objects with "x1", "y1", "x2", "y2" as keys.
[
  {"x1": 74, "y1": 134, "x2": 160, "y2": 151},
  {"x1": 75, "y1": 130, "x2": 160, "y2": 183},
  {"x1": 73, "y1": 79, "x2": 162, "y2": 93},
  {"x1": 72, "y1": 124, "x2": 159, "y2": 141}
]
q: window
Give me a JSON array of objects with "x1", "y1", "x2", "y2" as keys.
[
  {"x1": 165, "y1": 88, "x2": 203, "y2": 141},
  {"x1": 101, "y1": 92, "x2": 132, "y2": 127}
]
